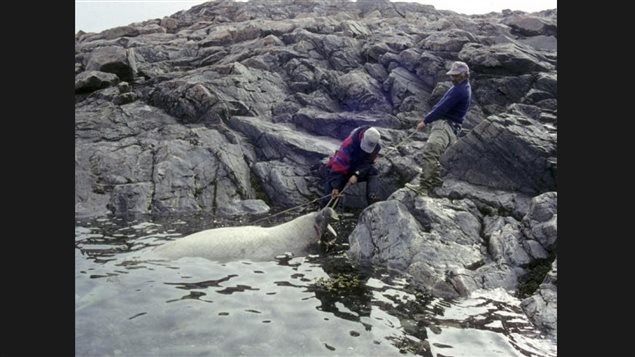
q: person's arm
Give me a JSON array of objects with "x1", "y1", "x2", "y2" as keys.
[
  {"x1": 329, "y1": 173, "x2": 346, "y2": 197},
  {"x1": 424, "y1": 87, "x2": 460, "y2": 124},
  {"x1": 351, "y1": 147, "x2": 380, "y2": 180}
]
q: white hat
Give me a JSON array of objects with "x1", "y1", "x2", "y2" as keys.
[
  {"x1": 360, "y1": 127, "x2": 381, "y2": 153},
  {"x1": 446, "y1": 61, "x2": 469, "y2": 75}
]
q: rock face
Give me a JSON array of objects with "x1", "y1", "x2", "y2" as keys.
[
  {"x1": 75, "y1": 0, "x2": 557, "y2": 338},
  {"x1": 347, "y1": 190, "x2": 558, "y2": 339},
  {"x1": 442, "y1": 113, "x2": 556, "y2": 195}
]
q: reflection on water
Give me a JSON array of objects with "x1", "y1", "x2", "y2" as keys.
[{"x1": 76, "y1": 211, "x2": 556, "y2": 357}]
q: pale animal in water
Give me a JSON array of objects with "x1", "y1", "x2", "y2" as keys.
[{"x1": 153, "y1": 207, "x2": 339, "y2": 261}]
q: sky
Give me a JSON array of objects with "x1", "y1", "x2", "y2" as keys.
[{"x1": 75, "y1": 0, "x2": 557, "y2": 33}]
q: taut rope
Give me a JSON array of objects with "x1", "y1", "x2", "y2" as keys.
[{"x1": 247, "y1": 195, "x2": 327, "y2": 225}]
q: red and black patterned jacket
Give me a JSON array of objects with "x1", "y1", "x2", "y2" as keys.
[{"x1": 326, "y1": 126, "x2": 380, "y2": 177}]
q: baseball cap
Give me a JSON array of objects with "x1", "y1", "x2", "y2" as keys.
[
  {"x1": 446, "y1": 61, "x2": 469, "y2": 75},
  {"x1": 360, "y1": 127, "x2": 381, "y2": 153}
]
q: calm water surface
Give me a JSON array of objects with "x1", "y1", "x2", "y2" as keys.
[{"x1": 75, "y1": 211, "x2": 556, "y2": 357}]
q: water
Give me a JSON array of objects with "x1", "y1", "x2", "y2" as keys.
[{"x1": 75, "y1": 211, "x2": 556, "y2": 357}]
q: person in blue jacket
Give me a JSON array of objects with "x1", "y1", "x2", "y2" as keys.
[
  {"x1": 321, "y1": 126, "x2": 381, "y2": 208},
  {"x1": 406, "y1": 61, "x2": 472, "y2": 195}
]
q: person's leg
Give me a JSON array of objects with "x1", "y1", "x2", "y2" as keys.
[
  {"x1": 419, "y1": 121, "x2": 455, "y2": 190},
  {"x1": 320, "y1": 162, "x2": 336, "y2": 208},
  {"x1": 321, "y1": 175, "x2": 334, "y2": 208},
  {"x1": 358, "y1": 166, "x2": 380, "y2": 204},
  {"x1": 365, "y1": 174, "x2": 380, "y2": 204}
]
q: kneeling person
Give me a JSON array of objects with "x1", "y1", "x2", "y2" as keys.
[{"x1": 321, "y1": 126, "x2": 381, "y2": 208}]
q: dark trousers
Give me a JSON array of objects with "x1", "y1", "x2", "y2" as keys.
[{"x1": 320, "y1": 167, "x2": 380, "y2": 208}]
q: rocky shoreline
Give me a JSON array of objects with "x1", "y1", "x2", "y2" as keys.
[{"x1": 75, "y1": 0, "x2": 557, "y2": 339}]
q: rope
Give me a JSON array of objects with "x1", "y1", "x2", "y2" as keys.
[
  {"x1": 247, "y1": 180, "x2": 353, "y2": 226},
  {"x1": 324, "y1": 182, "x2": 351, "y2": 209},
  {"x1": 323, "y1": 183, "x2": 349, "y2": 249},
  {"x1": 321, "y1": 182, "x2": 352, "y2": 250},
  {"x1": 247, "y1": 194, "x2": 328, "y2": 225},
  {"x1": 243, "y1": 183, "x2": 356, "y2": 251}
]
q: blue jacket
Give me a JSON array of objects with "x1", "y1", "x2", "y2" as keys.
[{"x1": 424, "y1": 79, "x2": 471, "y2": 125}]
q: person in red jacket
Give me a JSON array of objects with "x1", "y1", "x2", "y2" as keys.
[{"x1": 321, "y1": 126, "x2": 381, "y2": 208}]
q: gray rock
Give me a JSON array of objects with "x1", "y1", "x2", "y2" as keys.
[
  {"x1": 108, "y1": 182, "x2": 154, "y2": 217},
  {"x1": 483, "y1": 216, "x2": 531, "y2": 266},
  {"x1": 521, "y1": 259, "x2": 557, "y2": 339},
  {"x1": 85, "y1": 45, "x2": 137, "y2": 81},
  {"x1": 252, "y1": 160, "x2": 317, "y2": 208},
  {"x1": 521, "y1": 192, "x2": 557, "y2": 250},
  {"x1": 227, "y1": 116, "x2": 339, "y2": 166},
  {"x1": 217, "y1": 199, "x2": 271, "y2": 217},
  {"x1": 502, "y1": 14, "x2": 557, "y2": 37},
  {"x1": 442, "y1": 114, "x2": 557, "y2": 195},
  {"x1": 75, "y1": 71, "x2": 120, "y2": 93},
  {"x1": 459, "y1": 42, "x2": 554, "y2": 75},
  {"x1": 519, "y1": 35, "x2": 557, "y2": 52}
]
